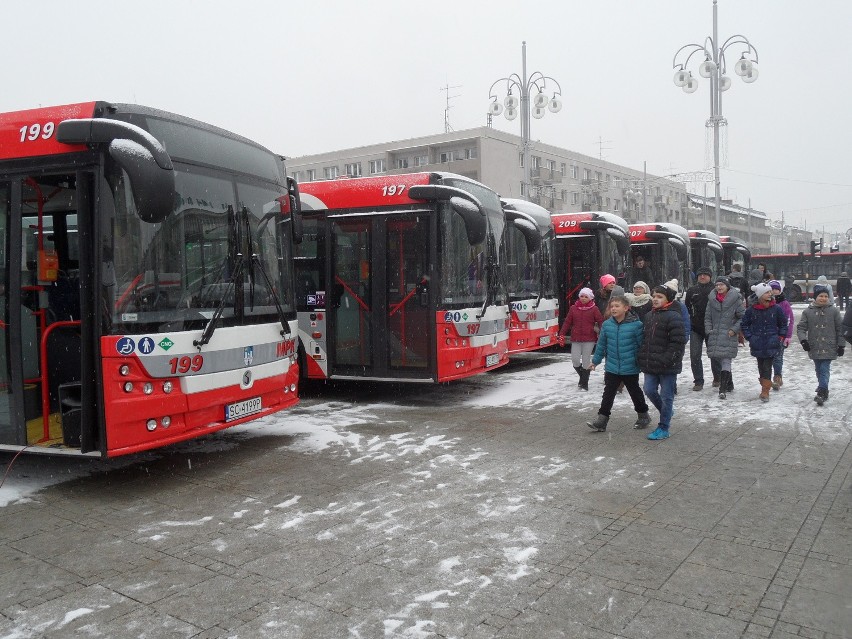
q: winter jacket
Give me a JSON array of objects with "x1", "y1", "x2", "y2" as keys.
[
  {"x1": 637, "y1": 302, "x2": 686, "y2": 374},
  {"x1": 728, "y1": 271, "x2": 747, "y2": 299},
  {"x1": 741, "y1": 301, "x2": 787, "y2": 358},
  {"x1": 558, "y1": 298, "x2": 603, "y2": 343},
  {"x1": 843, "y1": 306, "x2": 852, "y2": 346},
  {"x1": 836, "y1": 276, "x2": 851, "y2": 297},
  {"x1": 773, "y1": 292, "x2": 794, "y2": 340},
  {"x1": 595, "y1": 287, "x2": 612, "y2": 317},
  {"x1": 674, "y1": 300, "x2": 691, "y2": 343},
  {"x1": 704, "y1": 288, "x2": 743, "y2": 360},
  {"x1": 685, "y1": 281, "x2": 715, "y2": 337},
  {"x1": 797, "y1": 302, "x2": 843, "y2": 360},
  {"x1": 591, "y1": 312, "x2": 644, "y2": 375}
]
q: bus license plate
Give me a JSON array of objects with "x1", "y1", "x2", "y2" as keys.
[
  {"x1": 225, "y1": 397, "x2": 262, "y2": 422},
  {"x1": 485, "y1": 353, "x2": 500, "y2": 367},
  {"x1": 539, "y1": 335, "x2": 552, "y2": 346}
]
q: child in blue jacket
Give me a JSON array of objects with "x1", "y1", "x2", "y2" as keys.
[
  {"x1": 586, "y1": 295, "x2": 651, "y2": 432},
  {"x1": 741, "y1": 282, "x2": 788, "y2": 402}
]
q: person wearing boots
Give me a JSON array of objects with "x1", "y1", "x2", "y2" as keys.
[
  {"x1": 797, "y1": 284, "x2": 844, "y2": 406},
  {"x1": 704, "y1": 275, "x2": 743, "y2": 399},
  {"x1": 637, "y1": 283, "x2": 686, "y2": 440},
  {"x1": 741, "y1": 282, "x2": 788, "y2": 402},
  {"x1": 586, "y1": 294, "x2": 650, "y2": 432},
  {"x1": 685, "y1": 267, "x2": 718, "y2": 390},
  {"x1": 557, "y1": 287, "x2": 602, "y2": 391},
  {"x1": 769, "y1": 280, "x2": 794, "y2": 390}
]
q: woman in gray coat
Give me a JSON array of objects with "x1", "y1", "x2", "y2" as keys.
[{"x1": 705, "y1": 276, "x2": 744, "y2": 399}]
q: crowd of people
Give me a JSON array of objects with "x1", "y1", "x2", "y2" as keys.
[{"x1": 558, "y1": 268, "x2": 852, "y2": 440}]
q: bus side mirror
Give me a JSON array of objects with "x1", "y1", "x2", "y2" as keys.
[
  {"x1": 287, "y1": 177, "x2": 303, "y2": 244},
  {"x1": 505, "y1": 210, "x2": 541, "y2": 254},
  {"x1": 58, "y1": 118, "x2": 175, "y2": 224},
  {"x1": 450, "y1": 197, "x2": 486, "y2": 245}
]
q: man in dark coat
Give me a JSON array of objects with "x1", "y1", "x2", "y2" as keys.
[
  {"x1": 684, "y1": 267, "x2": 718, "y2": 390},
  {"x1": 637, "y1": 283, "x2": 686, "y2": 440}
]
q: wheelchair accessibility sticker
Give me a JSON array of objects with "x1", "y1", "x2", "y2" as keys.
[{"x1": 116, "y1": 337, "x2": 135, "y2": 355}]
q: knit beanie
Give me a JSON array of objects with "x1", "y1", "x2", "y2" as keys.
[
  {"x1": 579, "y1": 287, "x2": 594, "y2": 299},
  {"x1": 599, "y1": 274, "x2": 616, "y2": 288},
  {"x1": 632, "y1": 281, "x2": 650, "y2": 294},
  {"x1": 697, "y1": 267, "x2": 713, "y2": 277},
  {"x1": 715, "y1": 275, "x2": 731, "y2": 289},
  {"x1": 768, "y1": 280, "x2": 782, "y2": 291},
  {"x1": 812, "y1": 284, "x2": 828, "y2": 298},
  {"x1": 751, "y1": 282, "x2": 772, "y2": 299},
  {"x1": 653, "y1": 284, "x2": 676, "y2": 302},
  {"x1": 664, "y1": 279, "x2": 679, "y2": 295}
]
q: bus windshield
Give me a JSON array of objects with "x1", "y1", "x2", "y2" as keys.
[{"x1": 106, "y1": 168, "x2": 293, "y2": 335}]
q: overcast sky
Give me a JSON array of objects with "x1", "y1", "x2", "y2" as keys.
[{"x1": 4, "y1": 1, "x2": 851, "y2": 235}]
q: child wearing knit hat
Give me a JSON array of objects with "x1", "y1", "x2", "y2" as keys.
[
  {"x1": 557, "y1": 287, "x2": 603, "y2": 390},
  {"x1": 741, "y1": 283, "x2": 788, "y2": 402},
  {"x1": 797, "y1": 286, "x2": 844, "y2": 405}
]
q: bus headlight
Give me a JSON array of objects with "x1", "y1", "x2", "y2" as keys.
[
  {"x1": 124, "y1": 382, "x2": 134, "y2": 393},
  {"x1": 161, "y1": 416, "x2": 171, "y2": 428},
  {"x1": 143, "y1": 382, "x2": 153, "y2": 395},
  {"x1": 146, "y1": 419, "x2": 157, "y2": 431},
  {"x1": 162, "y1": 381, "x2": 173, "y2": 394},
  {"x1": 119, "y1": 364, "x2": 130, "y2": 376},
  {"x1": 289, "y1": 383, "x2": 297, "y2": 392}
]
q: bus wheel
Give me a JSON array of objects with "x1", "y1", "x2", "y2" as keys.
[{"x1": 788, "y1": 284, "x2": 803, "y2": 303}]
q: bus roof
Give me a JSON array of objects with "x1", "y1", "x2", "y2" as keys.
[
  {"x1": 551, "y1": 211, "x2": 629, "y2": 237},
  {"x1": 501, "y1": 198, "x2": 553, "y2": 234},
  {"x1": 752, "y1": 252, "x2": 852, "y2": 259},
  {"x1": 629, "y1": 222, "x2": 690, "y2": 246},
  {"x1": 0, "y1": 102, "x2": 98, "y2": 160},
  {"x1": 688, "y1": 229, "x2": 723, "y2": 250}
]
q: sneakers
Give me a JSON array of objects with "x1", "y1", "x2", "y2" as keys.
[
  {"x1": 633, "y1": 412, "x2": 651, "y2": 429},
  {"x1": 692, "y1": 382, "x2": 703, "y2": 391},
  {"x1": 647, "y1": 427, "x2": 669, "y2": 440},
  {"x1": 587, "y1": 414, "x2": 609, "y2": 432}
]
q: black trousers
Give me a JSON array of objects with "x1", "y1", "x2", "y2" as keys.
[
  {"x1": 756, "y1": 357, "x2": 773, "y2": 381},
  {"x1": 598, "y1": 372, "x2": 649, "y2": 416}
]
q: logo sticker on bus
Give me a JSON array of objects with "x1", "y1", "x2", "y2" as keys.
[
  {"x1": 159, "y1": 337, "x2": 174, "y2": 351},
  {"x1": 116, "y1": 337, "x2": 135, "y2": 355},
  {"x1": 244, "y1": 346, "x2": 254, "y2": 367},
  {"x1": 138, "y1": 337, "x2": 156, "y2": 355}
]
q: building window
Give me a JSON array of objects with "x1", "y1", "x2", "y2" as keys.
[
  {"x1": 606, "y1": 197, "x2": 610, "y2": 208},
  {"x1": 304, "y1": 169, "x2": 316, "y2": 182},
  {"x1": 614, "y1": 176, "x2": 622, "y2": 188},
  {"x1": 532, "y1": 155, "x2": 542, "y2": 169},
  {"x1": 571, "y1": 165, "x2": 578, "y2": 179},
  {"x1": 546, "y1": 159, "x2": 556, "y2": 172},
  {"x1": 561, "y1": 162, "x2": 567, "y2": 176},
  {"x1": 414, "y1": 155, "x2": 429, "y2": 167},
  {"x1": 518, "y1": 153, "x2": 524, "y2": 168},
  {"x1": 595, "y1": 171, "x2": 602, "y2": 183},
  {"x1": 290, "y1": 171, "x2": 301, "y2": 182},
  {"x1": 344, "y1": 162, "x2": 362, "y2": 178},
  {"x1": 323, "y1": 166, "x2": 338, "y2": 180},
  {"x1": 396, "y1": 158, "x2": 409, "y2": 169},
  {"x1": 583, "y1": 168, "x2": 591, "y2": 181},
  {"x1": 571, "y1": 192, "x2": 579, "y2": 205},
  {"x1": 440, "y1": 151, "x2": 452, "y2": 163},
  {"x1": 369, "y1": 159, "x2": 386, "y2": 174},
  {"x1": 561, "y1": 189, "x2": 568, "y2": 201},
  {"x1": 614, "y1": 199, "x2": 620, "y2": 212},
  {"x1": 520, "y1": 182, "x2": 526, "y2": 196},
  {"x1": 465, "y1": 147, "x2": 478, "y2": 159}
]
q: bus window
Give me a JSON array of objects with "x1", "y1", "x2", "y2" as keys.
[{"x1": 440, "y1": 202, "x2": 486, "y2": 306}]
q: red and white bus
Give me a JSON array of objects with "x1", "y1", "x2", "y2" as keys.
[
  {"x1": 627, "y1": 223, "x2": 692, "y2": 293},
  {"x1": 689, "y1": 229, "x2": 724, "y2": 276},
  {"x1": 551, "y1": 211, "x2": 630, "y2": 325},
  {"x1": 501, "y1": 199, "x2": 559, "y2": 353},
  {"x1": 0, "y1": 102, "x2": 301, "y2": 457},
  {"x1": 295, "y1": 172, "x2": 509, "y2": 382},
  {"x1": 750, "y1": 252, "x2": 851, "y2": 302},
  {"x1": 719, "y1": 235, "x2": 751, "y2": 275}
]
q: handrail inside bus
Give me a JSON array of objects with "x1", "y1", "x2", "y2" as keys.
[
  {"x1": 334, "y1": 275, "x2": 370, "y2": 312},
  {"x1": 389, "y1": 277, "x2": 427, "y2": 317},
  {"x1": 39, "y1": 320, "x2": 81, "y2": 443}
]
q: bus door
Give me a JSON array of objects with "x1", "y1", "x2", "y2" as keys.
[
  {"x1": 329, "y1": 212, "x2": 432, "y2": 379},
  {"x1": 0, "y1": 172, "x2": 97, "y2": 451}
]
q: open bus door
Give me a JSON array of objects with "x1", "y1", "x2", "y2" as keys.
[{"x1": 0, "y1": 172, "x2": 99, "y2": 453}]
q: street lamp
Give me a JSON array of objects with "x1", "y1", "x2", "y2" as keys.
[
  {"x1": 488, "y1": 41, "x2": 563, "y2": 202},
  {"x1": 672, "y1": 0, "x2": 758, "y2": 236}
]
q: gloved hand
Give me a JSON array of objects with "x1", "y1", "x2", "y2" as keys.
[
  {"x1": 838, "y1": 346, "x2": 845, "y2": 357},
  {"x1": 557, "y1": 334, "x2": 566, "y2": 347},
  {"x1": 783, "y1": 338, "x2": 791, "y2": 348},
  {"x1": 801, "y1": 340, "x2": 810, "y2": 352}
]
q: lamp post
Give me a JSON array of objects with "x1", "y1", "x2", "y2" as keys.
[
  {"x1": 488, "y1": 41, "x2": 563, "y2": 202},
  {"x1": 672, "y1": 0, "x2": 758, "y2": 236}
]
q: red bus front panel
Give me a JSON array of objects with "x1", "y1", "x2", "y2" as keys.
[
  {"x1": 299, "y1": 173, "x2": 433, "y2": 210},
  {"x1": 508, "y1": 298, "x2": 559, "y2": 353},
  {"x1": 0, "y1": 102, "x2": 96, "y2": 160},
  {"x1": 436, "y1": 306, "x2": 509, "y2": 381},
  {"x1": 101, "y1": 322, "x2": 298, "y2": 456}
]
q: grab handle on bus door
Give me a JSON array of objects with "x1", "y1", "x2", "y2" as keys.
[{"x1": 419, "y1": 276, "x2": 429, "y2": 307}]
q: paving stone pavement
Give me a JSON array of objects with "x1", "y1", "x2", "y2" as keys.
[{"x1": 0, "y1": 352, "x2": 850, "y2": 638}]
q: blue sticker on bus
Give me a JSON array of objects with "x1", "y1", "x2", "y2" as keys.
[
  {"x1": 453, "y1": 312, "x2": 462, "y2": 322},
  {"x1": 116, "y1": 337, "x2": 135, "y2": 355},
  {"x1": 138, "y1": 337, "x2": 156, "y2": 355},
  {"x1": 444, "y1": 312, "x2": 453, "y2": 322}
]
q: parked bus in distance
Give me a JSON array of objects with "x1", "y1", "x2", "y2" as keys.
[
  {"x1": 627, "y1": 223, "x2": 692, "y2": 293},
  {"x1": 689, "y1": 229, "x2": 724, "y2": 276},
  {"x1": 551, "y1": 211, "x2": 630, "y2": 326},
  {"x1": 500, "y1": 198, "x2": 559, "y2": 353},
  {"x1": 295, "y1": 172, "x2": 509, "y2": 382},
  {"x1": 0, "y1": 102, "x2": 301, "y2": 457},
  {"x1": 749, "y1": 252, "x2": 852, "y2": 302},
  {"x1": 719, "y1": 235, "x2": 751, "y2": 275}
]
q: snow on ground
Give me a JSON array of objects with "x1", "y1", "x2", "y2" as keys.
[{"x1": 1, "y1": 308, "x2": 849, "y2": 508}]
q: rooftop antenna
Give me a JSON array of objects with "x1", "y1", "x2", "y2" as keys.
[
  {"x1": 595, "y1": 135, "x2": 612, "y2": 160},
  {"x1": 440, "y1": 82, "x2": 462, "y2": 133}
]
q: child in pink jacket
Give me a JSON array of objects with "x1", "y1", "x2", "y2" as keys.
[{"x1": 558, "y1": 287, "x2": 603, "y2": 390}]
